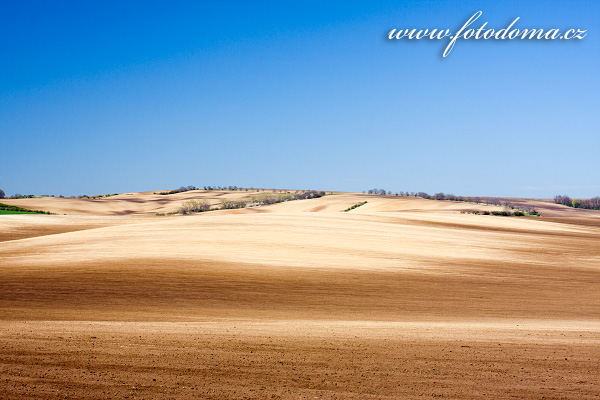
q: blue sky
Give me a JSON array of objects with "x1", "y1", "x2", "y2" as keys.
[{"x1": 1, "y1": 0, "x2": 598, "y2": 197}]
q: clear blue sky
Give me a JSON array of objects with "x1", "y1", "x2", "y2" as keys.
[{"x1": 1, "y1": 0, "x2": 598, "y2": 197}]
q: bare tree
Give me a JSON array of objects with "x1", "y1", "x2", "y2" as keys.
[
  {"x1": 554, "y1": 195, "x2": 572, "y2": 206},
  {"x1": 180, "y1": 199, "x2": 211, "y2": 214}
]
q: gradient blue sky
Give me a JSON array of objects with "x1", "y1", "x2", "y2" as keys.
[{"x1": 1, "y1": 0, "x2": 598, "y2": 197}]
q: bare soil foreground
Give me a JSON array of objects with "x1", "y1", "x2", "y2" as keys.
[{"x1": 1, "y1": 192, "x2": 600, "y2": 399}]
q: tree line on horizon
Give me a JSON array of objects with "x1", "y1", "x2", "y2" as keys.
[
  {"x1": 362, "y1": 189, "x2": 599, "y2": 210},
  {"x1": 159, "y1": 185, "x2": 326, "y2": 195},
  {"x1": 0, "y1": 186, "x2": 328, "y2": 200},
  {"x1": 553, "y1": 195, "x2": 600, "y2": 210},
  {"x1": 177, "y1": 190, "x2": 326, "y2": 215}
]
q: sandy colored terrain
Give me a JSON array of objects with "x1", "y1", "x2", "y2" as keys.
[
  {"x1": 1, "y1": 192, "x2": 599, "y2": 398},
  {"x1": 0, "y1": 190, "x2": 260, "y2": 216}
]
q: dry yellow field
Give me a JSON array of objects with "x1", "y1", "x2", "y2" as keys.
[{"x1": 1, "y1": 192, "x2": 599, "y2": 399}]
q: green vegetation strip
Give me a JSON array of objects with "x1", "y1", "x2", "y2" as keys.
[
  {"x1": 342, "y1": 201, "x2": 368, "y2": 212},
  {"x1": 0, "y1": 203, "x2": 54, "y2": 215}
]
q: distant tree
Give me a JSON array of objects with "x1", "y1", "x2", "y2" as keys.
[
  {"x1": 180, "y1": 199, "x2": 211, "y2": 214},
  {"x1": 553, "y1": 195, "x2": 600, "y2": 210},
  {"x1": 586, "y1": 197, "x2": 600, "y2": 210},
  {"x1": 502, "y1": 201, "x2": 515, "y2": 211},
  {"x1": 0, "y1": 189, "x2": 4, "y2": 199},
  {"x1": 554, "y1": 195, "x2": 572, "y2": 207}
]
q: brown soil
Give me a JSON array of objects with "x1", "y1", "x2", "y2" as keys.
[{"x1": 1, "y1": 193, "x2": 599, "y2": 399}]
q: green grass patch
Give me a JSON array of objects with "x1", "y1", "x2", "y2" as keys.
[
  {"x1": 155, "y1": 211, "x2": 180, "y2": 216},
  {"x1": 0, "y1": 203, "x2": 54, "y2": 215},
  {"x1": 0, "y1": 209, "x2": 40, "y2": 215}
]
